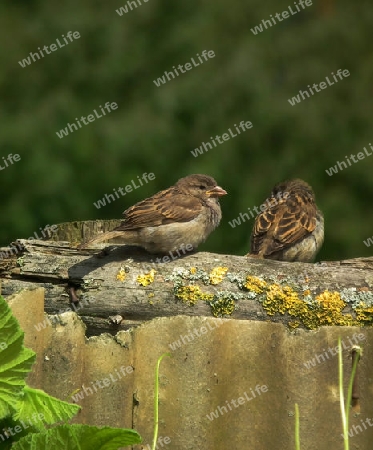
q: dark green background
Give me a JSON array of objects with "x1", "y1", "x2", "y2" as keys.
[{"x1": 1, "y1": 0, "x2": 372, "y2": 260}]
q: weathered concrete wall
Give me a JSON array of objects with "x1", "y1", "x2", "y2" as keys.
[{"x1": 6, "y1": 288, "x2": 373, "y2": 450}]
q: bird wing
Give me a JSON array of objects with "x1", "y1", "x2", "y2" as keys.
[
  {"x1": 115, "y1": 188, "x2": 203, "y2": 231},
  {"x1": 251, "y1": 193, "x2": 317, "y2": 256}
]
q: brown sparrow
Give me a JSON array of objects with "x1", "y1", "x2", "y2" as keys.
[
  {"x1": 79, "y1": 174, "x2": 227, "y2": 253},
  {"x1": 248, "y1": 179, "x2": 324, "y2": 262}
]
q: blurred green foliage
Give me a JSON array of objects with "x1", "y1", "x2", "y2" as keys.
[{"x1": 1, "y1": 0, "x2": 373, "y2": 260}]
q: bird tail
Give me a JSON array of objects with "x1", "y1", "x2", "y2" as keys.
[
  {"x1": 245, "y1": 253, "x2": 263, "y2": 258},
  {"x1": 78, "y1": 230, "x2": 125, "y2": 249}
]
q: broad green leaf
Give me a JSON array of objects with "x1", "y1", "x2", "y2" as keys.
[
  {"x1": 0, "y1": 296, "x2": 35, "y2": 418},
  {"x1": 12, "y1": 424, "x2": 142, "y2": 450},
  {"x1": 14, "y1": 386, "x2": 80, "y2": 429},
  {"x1": 0, "y1": 415, "x2": 42, "y2": 449}
]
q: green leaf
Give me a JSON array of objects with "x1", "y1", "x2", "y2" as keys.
[
  {"x1": 0, "y1": 296, "x2": 36, "y2": 418},
  {"x1": 14, "y1": 386, "x2": 80, "y2": 429},
  {"x1": 0, "y1": 415, "x2": 42, "y2": 449},
  {"x1": 12, "y1": 424, "x2": 142, "y2": 450}
]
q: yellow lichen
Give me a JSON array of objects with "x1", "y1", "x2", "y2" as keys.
[
  {"x1": 175, "y1": 285, "x2": 214, "y2": 305},
  {"x1": 171, "y1": 267, "x2": 373, "y2": 328},
  {"x1": 148, "y1": 294, "x2": 156, "y2": 305},
  {"x1": 244, "y1": 276, "x2": 267, "y2": 294},
  {"x1": 209, "y1": 267, "x2": 228, "y2": 285},
  {"x1": 137, "y1": 269, "x2": 156, "y2": 286},
  {"x1": 354, "y1": 304, "x2": 373, "y2": 324},
  {"x1": 264, "y1": 284, "x2": 307, "y2": 317},
  {"x1": 116, "y1": 267, "x2": 127, "y2": 282},
  {"x1": 261, "y1": 285, "x2": 357, "y2": 329},
  {"x1": 209, "y1": 297, "x2": 235, "y2": 317},
  {"x1": 313, "y1": 291, "x2": 352, "y2": 326},
  {"x1": 288, "y1": 321, "x2": 300, "y2": 329}
]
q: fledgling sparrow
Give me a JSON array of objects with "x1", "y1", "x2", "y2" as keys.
[
  {"x1": 79, "y1": 174, "x2": 227, "y2": 254},
  {"x1": 248, "y1": 179, "x2": 324, "y2": 262}
]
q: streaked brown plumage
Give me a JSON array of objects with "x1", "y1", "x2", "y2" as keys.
[
  {"x1": 248, "y1": 179, "x2": 324, "y2": 262},
  {"x1": 79, "y1": 174, "x2": 227, "y2": 254}
]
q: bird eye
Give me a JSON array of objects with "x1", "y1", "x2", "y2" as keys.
[{"x1": 199, "y1": 185, "x2": 206, "y2": 190}]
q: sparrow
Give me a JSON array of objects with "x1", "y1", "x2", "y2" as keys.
[
  {"x1": 79, "y1": 174, "x2": 227, "y2": 254},
  {"x1": 248, "y1": 179, "x2": 324, "y2": 262}
]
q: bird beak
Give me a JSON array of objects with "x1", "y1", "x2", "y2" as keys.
[{"x1": 206, "y1": 186, "x2": 227, "y2": 197}]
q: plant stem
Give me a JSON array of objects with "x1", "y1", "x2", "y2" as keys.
[
  {"x1": 294, "y1": 403, "x2": 300, "y2": 450},
  {"x1": 338, "y1": 338, "x2": 347, "y2": 449},
  {"x1": 339, "y1": 337, "x2": 362, "y2": 450},
  {"x1": 346, "y1": 346, "x2": 361, "y2": 415},
  {"x1": 152, "y1": 353, "x2": 171, "y2": 450}
]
